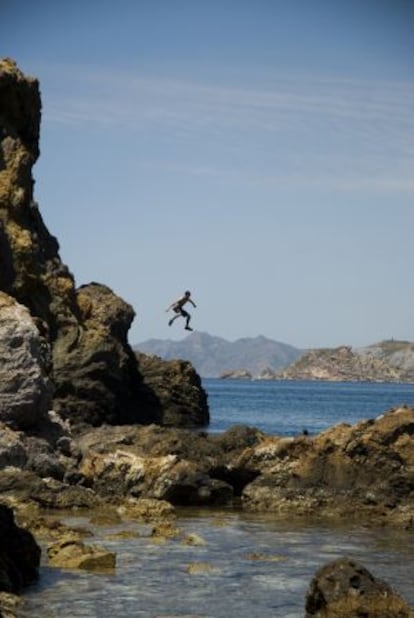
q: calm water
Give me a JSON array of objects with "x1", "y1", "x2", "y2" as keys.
[
  {"x1": 204, "y1": 378, "x2": 414, "y2": 435},
  {"x1": 23, "y1": 380, "x2": 414, "y2": 617}
]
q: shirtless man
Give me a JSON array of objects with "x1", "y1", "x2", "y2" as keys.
[{"x1": 166, "y1": 290, "x2": 196, "y2": 331}]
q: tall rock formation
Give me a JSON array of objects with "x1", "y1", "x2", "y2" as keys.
[{"x1": 0, "y1": 59, "x2": 207, "y2": 429}]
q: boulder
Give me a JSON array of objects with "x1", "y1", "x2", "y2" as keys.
[
  {"x1": 77, "y1": 425, "x2": 227, "y2": 505},
  {"x1": 76, "y1": 424, "x2": 260, "y2": 506},
  {"x1": 136, "y1": 353, "x2": 209, "y2": 426},
  {"x1": 117, "y1": 497, "x2": 175, "y2": 521},
  {"x1": 240, "y1": 407, "x2": 414, "y2": 525},
  {"x1": 52, "y1": 282, "x2": 160, "y2": 429},
  {"x1": 0, "y1": 467, "x2": 100, "y2": 510},
  {"x1": 0, "y1": 292, "x2": 52, "y2": 429},
  {"x1": 0, "y1": 423, "x2": 27, "y2": 468},
  {"x1": 0, "y1": 592, "x2": 23, "y2": 618},
  {"x1": 0, "y1": 504, "x2": 41, "y2": 593},
  {"x1": 305, "y1": 557, "x2": 412, "y2": 617},
  {"x1": 80, "y1": 446, "x2": 233, "y2": 506},
  {"x1": 0, "y1": 416, "x2": 83, "y2": 487}
]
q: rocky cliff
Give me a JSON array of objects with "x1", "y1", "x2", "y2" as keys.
[
  {"x1": 356, "y1": 339, "x2": 414, "y2": 381},
  {"x1": 276, "y1": 342, "x2": 414, "y2": 382},
  {"x1": 0, "y1": 58, "x2": 207, "y2": 430}
]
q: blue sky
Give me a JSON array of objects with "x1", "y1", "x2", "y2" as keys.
[{"x1": 2, "y1": 0, "x2": 413, "y2": 348}]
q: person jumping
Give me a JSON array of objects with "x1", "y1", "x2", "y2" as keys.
[{"x1": 166, "y1": 290, "x2": 196, "y2": 331}]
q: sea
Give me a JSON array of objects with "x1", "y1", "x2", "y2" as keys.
[
  {"x1": 22, "y1": 379, "x2": 414, "y2": 617},
  {"x1": 205, "y1": 377, "x2": 414, "y2": 435}
]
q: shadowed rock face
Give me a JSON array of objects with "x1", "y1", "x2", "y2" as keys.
[
  {"x1": 51, "y1": 282, "x2": 161, "y2": 429},
  {"x1": 0, "y1": 58, "x2": 208, "y2": 430},
  {"x1": 0, "y1": 504, "x2": 41, "y2": 593},
  {"x1": 136, "y1": 352, "x2": 209, "y2": 427}
]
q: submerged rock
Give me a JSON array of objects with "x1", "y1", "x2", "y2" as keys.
[{"x1": 47, "y1": 536, "x2": 116, "y2": 572}]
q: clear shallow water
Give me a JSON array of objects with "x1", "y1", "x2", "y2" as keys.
[
  {"x1": 22, "y1": 380, "x2": 414, "y2": 617},
  {"x1": 23, "y1": 512, "x2": 414, "y2": 617}
]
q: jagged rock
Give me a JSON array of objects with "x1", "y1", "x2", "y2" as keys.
[
  {"x1": 0, "y1": 424, "x2": 27, "y2": 469},
  {"x1": 117, "y1": 497, "x2": 175, "y2": 521},
  {"x1": 0, "y1": 58, "x2": 208, "y2": 430},
  {"x1": 80, "y1": 446, "x2": 232, "y2": 506},
  {"x1": 0, "y1": 467, "x2": 100, "y2": 509},
  {"x1": 74, "y1": 409, "x2": 414, "y2": 520},
  {"x1": 305, "y1": 557, "x2": 412, "y2": 617},
  {"x1": 136, "y1": 353, "x2": 209, "y2": 426},
  {"x1": 78, "y1": 423, "x2": 224, "y2": 462},
  {"x1": 240, "y1": 406, "x2": 414, "y2": 525},
  {"x1": 1, "y1": 59, "x2": 142, "y2": 428},
  {"x1": 52, "y1": 282, "x2": 160, "y2": 429},
  {"x1": 0, "y1": 504, "x2": 40, "y2": 593},
  {"x1": 0, "y1": 292, "x2": 52, "y2": 429},
  {"x1": 0, "y1": 416, "x2": 83, "y2": 489},
  {"x1": 28, "y1": 477, "x2": 100, "y2": 510},
  {"x1": 78, "y1": 424, "x2": 256, "y2": 506},
  {"x1": 77, "y1": 424, "x2": 259, "y2": 506}
]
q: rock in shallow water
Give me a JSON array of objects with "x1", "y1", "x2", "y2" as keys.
[
  {"x1": 305, "y1": 556, "x2": 412, "y2": 617},
  {"x1": 47, "y1": 536, "x2": 116, "y2": 572}
]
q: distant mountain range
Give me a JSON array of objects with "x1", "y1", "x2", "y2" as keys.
[
  {"x1": 134, "y1": 334, "x2": 414, "y2": 382},
  {"x1": 134, "y1": 332, "x2": 302, "y2": 378}
]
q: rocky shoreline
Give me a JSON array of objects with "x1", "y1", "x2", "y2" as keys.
[
  {"x1": 1, "y1": 403, "x2": 414, "y2": 615},
  {"x1": 1, "y1": 59, "x2": 413, "y2": 616},
  {"x1": 221, "y1": 343, "x2": 414, "y2": 382}
]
